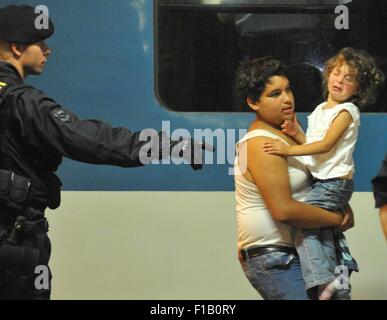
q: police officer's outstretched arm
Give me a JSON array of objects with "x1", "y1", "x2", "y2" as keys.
[
  {"x1": 8, "y1": 86, "x2": 212, "y2": 170},
  {"x1": 7, "y1": 86, "x2": 146, "y2": 167}
]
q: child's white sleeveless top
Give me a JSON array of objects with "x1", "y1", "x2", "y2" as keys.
[{"x1": 302, "y1": 102, "x2": 360, "y2": 179}]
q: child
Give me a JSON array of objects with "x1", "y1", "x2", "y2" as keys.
[{"x1": 263, "y1": 47, "x2": 384, "y2": 300}]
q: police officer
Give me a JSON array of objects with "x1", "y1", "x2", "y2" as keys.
[
  {"x1": 0, "y1": 4, "x2": 212, "y2": 299},
  {"x1": 372, "y1": 153, "x2": 387, "y2": 240}
]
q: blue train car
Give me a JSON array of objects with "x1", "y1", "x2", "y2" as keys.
[{"x1": 1, "y1": 0, "x2": 386, "y2": 299}]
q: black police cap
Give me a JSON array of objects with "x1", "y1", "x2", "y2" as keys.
[{"x1": 0, "y1": 4, "x2": 54, "y2": 44}]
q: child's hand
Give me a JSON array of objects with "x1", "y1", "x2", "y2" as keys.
[
  {"x1": 281, "y1": 113, "x2": 299, "y2": 137},
  {"x1": 263, "y1": 139, "x2": 289, "y2": 156}
]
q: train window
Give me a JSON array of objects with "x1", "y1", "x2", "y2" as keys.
[{"x1": 155, "y1": 0, "x2": 387, "y2": 112}]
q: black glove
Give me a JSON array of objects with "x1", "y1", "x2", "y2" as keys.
[
  {"x1": 140, "y1": 131, "x2": 214, "y2": 170},
  {"x1": 170, "y1": 137, "x2": 215, "y2": 171}
]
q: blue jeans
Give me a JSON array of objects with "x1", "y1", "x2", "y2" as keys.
[
  {"x1": 296, "y1": 178, "x2": 353, "y2": 297},
  {"x1": 240, "y1": 250, "x2": 309, "y2": 300}
]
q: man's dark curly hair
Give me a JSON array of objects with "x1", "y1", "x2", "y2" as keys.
[
  {"x1": 236, "y1": 57, "x2": 287, "y2": 104},
  {"x1": 322, "y1": 47, "x2": 385, "y2": 108}
]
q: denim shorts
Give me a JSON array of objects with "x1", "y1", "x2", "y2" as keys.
[
  {"x1": 240, "y1": 250, "x2": 309, "y2": 300},
  {"x1": 304, "y1": 178, "x2": 354, "y2": 212}
]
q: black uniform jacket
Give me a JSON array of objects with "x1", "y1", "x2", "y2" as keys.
[
  {"x1": 372, "y1": 153, "x2": 387, "y2": 208},
  {"x1": 0, "y1": 61, "x2": 151, "y2": 210}
]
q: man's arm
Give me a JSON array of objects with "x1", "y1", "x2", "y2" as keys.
[
  {"x1": 12, "y1": 86, "x2": 211, "y2": 169},
  {"x1": 247, "y1": 136, "x2": 344, "y2": 228},
  {"x1": 20, "y1": 89, "x2": 148, "y2": 167}
]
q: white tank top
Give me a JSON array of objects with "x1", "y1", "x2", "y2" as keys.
[{"x1": 234, "y1": 129, "x2": 311, "y2": 250}]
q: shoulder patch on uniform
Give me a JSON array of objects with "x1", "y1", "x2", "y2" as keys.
[
  {"x1": 0, "y1": 81, "x2": 7, "y2": 91},
  {"x1": 50, "y1": 108, "x2": 72, "y2": 123}
]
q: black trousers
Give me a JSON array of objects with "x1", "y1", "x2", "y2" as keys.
[{"x1": 0, "y1": 217, "x2": 52, "y2": 300}]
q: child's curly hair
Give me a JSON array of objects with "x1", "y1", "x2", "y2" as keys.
[
  {"x1": 236, "y1": 57, "x2": 287, "y2": 103},
  {"x1": 322, "y1": 47, "x2": 385, "y2": 108}
]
